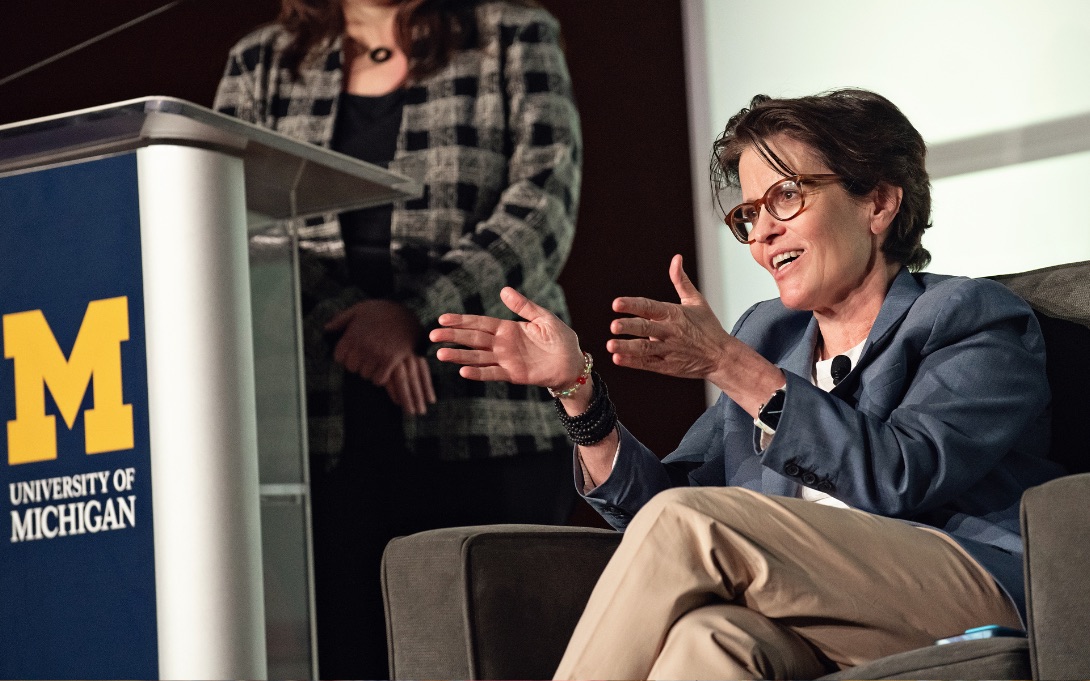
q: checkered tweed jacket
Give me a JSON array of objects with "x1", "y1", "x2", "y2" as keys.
[{"x1": 214, "y1": 1, "x2": 580, "y2": 462}]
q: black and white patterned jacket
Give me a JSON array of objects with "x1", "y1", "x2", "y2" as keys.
[{"x1": 214, "y1": 1, "x2": 581, "y2": 461}]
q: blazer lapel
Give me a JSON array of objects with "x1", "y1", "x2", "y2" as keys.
[
  {"x1": 780, "y1": 316, "x2": 821, "y2": 381},
  {"x1": 854, "y1": 268, "x2": 924, "y2": 371}
]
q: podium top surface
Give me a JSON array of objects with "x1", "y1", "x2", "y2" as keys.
[{"x1": 0, "y1": 96, "x2": 422, "y2": 226}]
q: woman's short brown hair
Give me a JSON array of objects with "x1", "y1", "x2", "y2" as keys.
[{"x1": 712, "y1": 88, "x2": 932, "y2": 271}]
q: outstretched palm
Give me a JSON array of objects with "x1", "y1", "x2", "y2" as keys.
[{"x1": 430, "y1": 287, "x2": 584, "y2": 388}]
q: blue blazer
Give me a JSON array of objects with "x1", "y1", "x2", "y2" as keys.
[{"x1": 583, "y1": 268, "x2": 1064, "y2": 621}]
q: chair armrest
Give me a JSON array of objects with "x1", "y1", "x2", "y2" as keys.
[
  {"x1": 1021, "y1": 472, "x2": 1090, "y2": 680},
  {"x1": 819, "y1": 638, "x2": 1029, "y2": 681},
  {"x1": 382, "y1": 524, "x2": 621, "y2": 680}
]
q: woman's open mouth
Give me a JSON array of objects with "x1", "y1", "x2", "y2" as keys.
[{"x1": 772, "y1": 250, "x2": 803, "y2": 272}]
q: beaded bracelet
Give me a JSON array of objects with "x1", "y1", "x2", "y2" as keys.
[
  {"x1": 558, "y1": 379, "x2": 616, "y2": 446},
  {"x1": 547, "y1": 351, "x2": 593, "y2": 399},
  {"x1": 553, "y1": 371, "x2": 618, "y2": 446},
  {"x1": 553, "y1": 371, "x2": 607, "y2": 427}
]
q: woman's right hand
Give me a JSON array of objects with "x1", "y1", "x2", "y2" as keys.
[{"x1": 429, "y1": 287, "x2": 585, "y2": 390}]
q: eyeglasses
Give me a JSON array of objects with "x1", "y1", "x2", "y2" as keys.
[{"x1": 725, "y1": 174, "x2": 842, "y2": 244}]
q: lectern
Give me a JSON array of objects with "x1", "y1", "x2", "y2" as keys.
[{"x1": 0, "y1": 97, "x2": 421, "y2": 680}]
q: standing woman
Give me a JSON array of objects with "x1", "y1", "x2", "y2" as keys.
[{"x1": 214, "y1": 1, "x2": 581, "y2": 677}]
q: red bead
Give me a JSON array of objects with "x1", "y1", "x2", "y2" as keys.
[{"x1": 576, "y1": 375, "x2": 587, "y2": 385}]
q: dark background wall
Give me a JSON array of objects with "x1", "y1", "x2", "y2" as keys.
[{"x1": 0, "y1": 0, "x2": 706, "y2": 526}]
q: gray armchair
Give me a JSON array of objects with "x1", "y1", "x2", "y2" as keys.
[{"x1": 382, "y1": 260, "x2": 1090, "y2": 680}]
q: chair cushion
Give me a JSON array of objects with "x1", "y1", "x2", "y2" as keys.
[
  {"x1": 820, "y1": 637, "x2": 1030, "y2": 680},
  {"x1": 991, "y1": 259, "x2": 1090, "y2": 328},
  {"x1": 992, "y1": 260, "x2": 1090, "y2": 474},
  {"x1": 382, "y1": 524, "x2": 621, "y2": 680}
]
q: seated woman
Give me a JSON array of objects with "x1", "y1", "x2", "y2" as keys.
[{"x1": 429, "y1": 88, "x2": 1064, "y2": 679}]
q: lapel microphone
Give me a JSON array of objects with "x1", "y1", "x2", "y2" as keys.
[{"x1": 831, "y1": 355, "x2": 852, "y2": 386}]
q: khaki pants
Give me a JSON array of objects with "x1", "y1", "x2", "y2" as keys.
[{"x1": 555, "y1": 487, "x2": 1020, "y2": 680}]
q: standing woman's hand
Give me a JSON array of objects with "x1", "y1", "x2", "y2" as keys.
[
  {"x1": 324, "y1": 299, "x2": 421, "y2": 385},
  {"x1": 379, "y1": 354, "x2": 436, "y2": 416},
  {"x1": 429, "y1": 287, "x2": 586, "y2": 390}
]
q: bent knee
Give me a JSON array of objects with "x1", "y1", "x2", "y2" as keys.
[{"x1": 632, "y1": 486, "x2": 761, "y2": 527}]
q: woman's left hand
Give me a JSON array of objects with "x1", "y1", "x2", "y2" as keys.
[
  {"x1": 608, "y1": 254, "x2": 736, "y2": 383},
  {"x1": 324, "y1": 300, "x2": 421, "y2": 385}
]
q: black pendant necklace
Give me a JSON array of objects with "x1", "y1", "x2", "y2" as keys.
[{"x1": 369, "y1": 46, "x2": 393, "y2": 63}]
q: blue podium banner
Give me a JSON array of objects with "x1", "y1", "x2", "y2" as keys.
[{"x1": 0, "y1": 154, "x2": 158, "y2": 678}]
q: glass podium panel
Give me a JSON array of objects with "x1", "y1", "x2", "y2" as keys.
[{"x1": 250, "y1": 224, "x2": 316, "y2": 680}]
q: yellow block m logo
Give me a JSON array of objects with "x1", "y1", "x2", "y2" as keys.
[{"x1": 4, "y1": 296, "x2": 134, "y2": 465}]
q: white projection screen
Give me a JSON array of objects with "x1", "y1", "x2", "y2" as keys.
[{"x1": 682, "y1": 0, "x2": 1090, "y2": 361}]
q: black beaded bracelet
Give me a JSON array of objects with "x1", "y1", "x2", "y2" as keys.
[
  {"x1": 554, "y1": 371, "x2": 609, "y2": 427},
  {"x1": 553, "y1": 371, "x2": 617, "y2": 446}
]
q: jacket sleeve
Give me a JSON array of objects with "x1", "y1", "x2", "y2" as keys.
[
  {"x1": 760, "y1": 278, "x2": 1051, "y2": 518},
  {"x1": 581, "y1": 408, "x2": 726, "y2": 531},
  {"x1": 397, "y1": 10, "x2": 582, "y2": 324}
]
